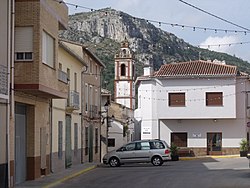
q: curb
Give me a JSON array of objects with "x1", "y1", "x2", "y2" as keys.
[
  {"x1": 180, "y1": 155, "x2": 240, "y2": 161},
  {"x1": 43, "y1": 165, "x2": 97, "y2": 188}
]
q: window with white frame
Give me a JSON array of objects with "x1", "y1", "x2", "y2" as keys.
[
  {"x1": 15, "y1": 27, "x2": 33, "y2": 61},
  {"x1": 42, "y1": 31, "x2": 54, "y2": 67},
  {"x1": 85, "y1": 84, "x2": 88, "y2": 112}
]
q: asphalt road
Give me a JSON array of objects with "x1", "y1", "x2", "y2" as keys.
[{"x1": 55, "y1": 157, "x2": 250, "y2": 188}]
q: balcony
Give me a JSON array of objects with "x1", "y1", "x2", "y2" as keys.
[
  {"x1": 66, "y1": 90, "x2": 80, "y2": 113},
  {"x1": 0, "y1": 65, "x2": 8, "y2": 98},
  {"x1": 90, "y1": 105, "x2": 98, "y2": 119}
]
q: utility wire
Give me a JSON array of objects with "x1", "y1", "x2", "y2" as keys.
[{"x1": 178, "y1": 0, "x2": 250, "y2": 31}]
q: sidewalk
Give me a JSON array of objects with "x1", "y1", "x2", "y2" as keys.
[
  {"x1": 16, "y1": 163, "x2": 99, "y2": 188},
  {"x1": 180, "y1": 154, "x2": 240, "y2": 161}
]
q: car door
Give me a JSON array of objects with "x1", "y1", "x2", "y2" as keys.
[
  {"x1": 134, "y1": 141, "x2": 151, "y2": 163},
  {"x1": 117, "y1": 142, "x2": 137, "y2": 163}
]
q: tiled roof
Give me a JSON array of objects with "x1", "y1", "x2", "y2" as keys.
[{"x1": 154, "y1": 60, "x2": 237, "y2": 77}]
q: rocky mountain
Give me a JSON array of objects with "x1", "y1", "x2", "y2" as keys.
[{"x1": 60, "y1": 8, "x2": 250, "y2": 91}]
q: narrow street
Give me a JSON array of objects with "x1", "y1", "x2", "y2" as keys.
[{"x1": 55, "y1": 157, "x2": 250, "y2": 188}]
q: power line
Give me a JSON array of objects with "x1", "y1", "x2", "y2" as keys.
[
  {"x1": 55, "y1": 0, "x2": 250, "y2": 35},
  {"x1": 178, "y1": 0, "x2": 250, "y2": 31},
  {"x1": 198, "y1": 41, "x2": 250, "y2": 48}
]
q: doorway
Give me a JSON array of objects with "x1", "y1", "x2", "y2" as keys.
[
  {"x1": 15, "y1": 103, "x2": 27, "y2": 184},
  {"x1": 207, "y1": 133, "x2": 222, "y2": 155},
  {"x1": 65, "y1": 115, "x2": 72, "y2": 168}
]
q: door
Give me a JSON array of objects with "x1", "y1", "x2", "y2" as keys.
[
  {"x1": 117, "y1": 142, "x2": 137, "y2": 163},
  {"x1": 15, "y1": 104, "x2": 27, "y2": 184},
  {"x1": 89, "y1": 125, "x2": 93, "y2": 162},
  {"x1": 65, "y1": 115, "x2": 72, "y2": 168},
  {"x1": 133, "y1": 142, "x2": 151, "y2": 163},
  {"x1": 207, "y1": 133, "x2": 222, "y2": 155}
]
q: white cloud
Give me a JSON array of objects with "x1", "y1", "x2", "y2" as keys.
[{"x1": 199, "y1": 35, "x2": 239, "y2": 53}]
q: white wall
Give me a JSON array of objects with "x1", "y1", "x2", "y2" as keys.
[
  {"x1": 159, "y1": 119, "x2": 246, "y2": 148},
  {"x1": 108, "y1": 121, "x2": 124, "y2": 151}
]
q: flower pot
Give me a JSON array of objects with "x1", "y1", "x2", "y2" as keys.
[
  {"x1": 171, "y1": 155, "x2": 179, "y2": 161},
  {"x1": 240, "y1": 151, "x2": 248, "y2": 157}
]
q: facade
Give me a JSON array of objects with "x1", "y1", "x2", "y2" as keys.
[
  {"x1": 10, "y1": 0, "x2": 68, "y2": 186},
  {"x1": 114, "y1": 39, "x2": 136, "y2": 110},
  {"x1": 81, "y1": 42, "x2": 105, "y2": 163},
  {"x1": 108, "y1": 102, "x2": 135, "y2": 152},
  {"x1": 0, "y1": 1, "x2": 12, "y2": 187},
  {"x1": 135, "y1": 60, "x2": 250, "y2": 156},
  {"x1": 51, "y1": 40, "x2": 87, "y2": 172}
]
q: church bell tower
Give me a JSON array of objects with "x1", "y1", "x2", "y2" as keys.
[{"x1": 114, "y1": 39, "x2": 135, "y2": 110}]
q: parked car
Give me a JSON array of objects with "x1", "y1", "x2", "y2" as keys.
[{"x1": 103, "y1": 139, "x2": 171, "y2": 167}]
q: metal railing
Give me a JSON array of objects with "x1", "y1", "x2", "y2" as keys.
[
  {"x1": 67, "y1": 90, "x2": 80, "y2": 110},
  {"x1": 0, "y1": 65, "x2": 8, "y2": 96},
  {"x1": 58, "y1": 69, "x2": 68, "y2": 84},
  {"x1": 90, "y1": 105, "x2": 98, "y2": 118}
]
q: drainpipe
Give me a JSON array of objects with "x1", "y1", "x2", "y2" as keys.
[
  {"x1": 99, "y1": 67, "x2": 103, "y2": 163},
  {"x1": 49, "y1": 99, "x2": 53, "y2": 173},
  {"x1": 7, "y1": 0, "x2": 15, "y2": 187},
  {"x1": 81, "y1": 66, "x2": 88, "y2": 163}
]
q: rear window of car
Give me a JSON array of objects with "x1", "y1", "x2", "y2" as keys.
[{"x1": 150, "y1": 141, "x2": 165, "y2": 149}]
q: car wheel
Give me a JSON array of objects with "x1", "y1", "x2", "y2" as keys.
[
  {"x1": 109, "y1": 157, "x2": 120, "y2": 167},
  {"x1": 151, "y1": 156, "x2": 163, "y2": 166}
]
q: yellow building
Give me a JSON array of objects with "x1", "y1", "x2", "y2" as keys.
[{"x1": 52, "y1": 39, "x2": 105, "y2": 172}]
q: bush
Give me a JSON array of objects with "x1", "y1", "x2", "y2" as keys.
[{"x1": 239, "y1": 138, "x2": 249, "y2": 151}]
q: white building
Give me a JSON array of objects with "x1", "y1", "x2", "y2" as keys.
[{"x1": 135, "y1": 60, "x2": 250, "y2": 156}]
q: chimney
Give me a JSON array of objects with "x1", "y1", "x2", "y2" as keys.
[{"x1": 143, "y1": 64, "x2": 153, "y2": 76}]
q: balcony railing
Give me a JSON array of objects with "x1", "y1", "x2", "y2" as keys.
[
  {"x1": 58, "y1": 69, "x2": 68, "y2": 84},
  {"x1": 90, "y1": 105, "x2": 98, "y2": 118},
  {"x1": 0, "y1": 65, "x2": 8, "y2": 96},
  {"x1": 66, "y1": 90, "x2": 80, "y2": 111}
]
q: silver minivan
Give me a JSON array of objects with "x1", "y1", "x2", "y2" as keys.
[{"x1": 103, "y1": 139, "x2": 171, "y2": 167}]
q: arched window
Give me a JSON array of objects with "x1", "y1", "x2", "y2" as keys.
[{"x1": 121, "y1": 64, "x2": 126, "y2": 76}]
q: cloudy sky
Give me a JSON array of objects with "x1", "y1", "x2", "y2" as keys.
[{"x1": 66, "y1": 0, "x2": 250, "y2": 62}]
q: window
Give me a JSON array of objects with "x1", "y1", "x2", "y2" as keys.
[
  {"x1": 85, "y1": 84, "x2": 88, "y2": 112},
  {"x1": 15, "y1": 27, "x2": 33, "y2": 61},
  {"x1": 125, "y1": 143, "x2": 136, "y2": 151},
  {"x1": 121, "y1": 64, "x2": 126, "y2": 76},
  {"x1": 171, "y1": 133, "x2": 187, "y2": 147},
  {"x1": 150, "y1": 141, "x2": 165, "y2": 149},
  {"x1": 74, "y1": 72, "x2": 77, "y2": 91},
  {"x1": 95, "y1": 64, "x2": 98, "y2": 79},
  {"x1": 140, "y1": 142, "x2": 150, "y2": 150},
  {"x1": 206, "y1": 92, "x2": 223, "y2": 106},
  {"x1": 169, "y1": 93, "x2": 185, "y2": 106},
  {"x1": 95, "y1": 128, "x2": 98, "y2": 153},
  {"x1": 42, "y1": 31, "x2": 54, "y2": 67},
  {"x1": 58, "y1": 121, "x2": 63, "y2": 159},
  {"x1": 89, "y1": 59, "x2": 92, "y2": 74},
  {"x1": 74, "y1": 123, "x2": 78, "y2": 156},
  {"x1": 108, "y1": 138, "x2": 115, "y2": 147}
]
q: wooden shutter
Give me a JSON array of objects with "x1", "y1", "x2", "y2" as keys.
[
  {"x1": 171, "y1": 133, "x2": 187, "y2": 147},
  {"x1": 206, "y1": 92, "x2": 223, "y2": 106},
  {"x1": 169, "y1": 93, "x2": 185, "y2": 106}
]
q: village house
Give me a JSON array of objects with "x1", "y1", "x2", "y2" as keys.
[
  {"x1": 135, "y1": 60, "x2": 250, "y2": 156},
  {"x1": 1, "y1": 0, "x2": 69, "y2": 186},
  {"x1": 51, "y1": 40, "x2": 88, "y2": 172}
]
